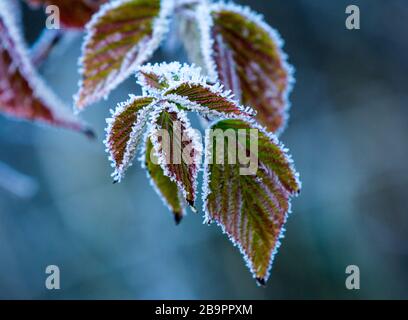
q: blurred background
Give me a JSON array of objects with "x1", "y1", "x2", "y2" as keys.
[{"x1": 0, "y1": 0, "x2": 407, "y2": 299}]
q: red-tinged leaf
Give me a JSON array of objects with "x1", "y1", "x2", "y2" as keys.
[
  {"x1": 138, "y1": 62, "x2": 254, "y2": 118},
  {"x1": 165, "y1": 82, "x2": 252, "y2": 117},
  {"x1": 138, "y1": 70, "x2": 168, "y2": 92},
  {"x1": 145, "y1": 137, "x2": 185, "y2": 224},
  {"x1": 198, "y1": 3, "x2": 294, "y2": 133},
  {"x1": 0, "y1": 3, "x2": 89, "y2": 134},
  {"x1": 75, "y1": 0, "x2": 173, "y2": 110},
  {"x1": 136, "y1": 62, "x2": 193, "y2": 94},
  {"x1": 25, "y1": 0, "x2": 108, "y2": 29},
  {"x1": 149, "y1": 103, "x2": 202, "y2": 208},
  {"x1": 105, "y1": 95, "x2": 156, "y2": 182},
  {"x1": 203, "y1": 118, "x2": 300, "y2": 283}
]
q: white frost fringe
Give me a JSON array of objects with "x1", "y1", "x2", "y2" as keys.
[
  {"x1": 104, "y1": 96, "x2": 157, "y2": 182},
  {"x1": 138, "y1": 61, "x2": 256, "y2": 118},
  {"x1": 148, "y1": 101, "x2": 203, "y2": 203},
  {"x1": 139, "y1": 130, "x2": 187, "y2": 217},
  {"x1": 196, "y1": 1, "x2": 296, "y2": 136},
  {"x1": 75, "y1": 0, "x2": 174, "y2": 109},
  {"x1": 0, "y1": 0, "x2": 80, "y2": 125},
  {"x1": 201, "y1": 114, "x2": 301, "y2": 283},
  {"x1": 195, "y1": 0, "x2": 218, "y2": 82}
]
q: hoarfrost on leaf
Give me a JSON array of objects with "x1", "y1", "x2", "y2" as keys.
[
  {"x1": 105, "y1": 96, "x2": 157, "y2": 182},
  {"x1": 75, "y1": 0, "x2": 174, "y2": 110},
  {"x1": 202, "y1": 118, "x2": 301, "y2": 283},
  {"x1": 144, "y1": 136, "x2": 186, "y2": 224},
  {"x1": 148, "y1": 102, "x2": 202, "y2": 209},
  {"x1": 11, "y1": 0, "x2": 303, "y2": 285},
  {"x1": 194, "y1": 1, "x2": 295, "y2": 134},
  {"x1": 0, "y1": 0, "x2": 89, "y2": 134},
  {"x1": 105, "y1": 61, "x2": 300, "y2": 284},
  {"x1": 138, "y1": 62, "x2": 255, "y2": 118}
]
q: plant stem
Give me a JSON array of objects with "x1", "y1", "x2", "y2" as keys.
[
  {"x1": 0, "y1": 161, "x2": 38, "y2": 198},
  {"x1": 30, "y1": 28, "x2": 64, "y2": 67}
]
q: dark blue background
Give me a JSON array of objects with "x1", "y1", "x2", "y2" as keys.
[{"x1": 0, "y1": 0, "x2": 407, "y2": 299}]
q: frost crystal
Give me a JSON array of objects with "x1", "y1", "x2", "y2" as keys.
[
  {"x1": 193, "y1": 1, "x2": 296, "y2": 134},
  {"x1": 0, "y1": 0, "x2": 84, "y2": 130},
  {"x1": 75, "y1": 0, "x2": 174, "y2": 109},
  {"x1": 105, "y1": 57, "x2": 299, "y2": 284},
  {"x1": 138, "y1": 62, "x2": 255, "y2": 119},
  {"x1": 202, "y1": 116, "x2": 300, "y2": 282},
  {"x1": 148, "y1": 102, "x2": 202, "y2": 206},
  {"x1": 105, "y1": 96, "x2": 157, "y2": 182},
  {"x1": 195, "y1": 1, "x2": 218, "y2": 82}
]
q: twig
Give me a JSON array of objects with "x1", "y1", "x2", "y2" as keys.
[
  {"x1": 0, "y1": 161, "x2": 38, "y2": 199},
  {"x1": 30, "y1": 28, "x2": 64, "y2": 67}
]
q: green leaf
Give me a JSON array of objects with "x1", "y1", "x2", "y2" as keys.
[
  {"x1": 0, "y1": 1, "x2": 89, "y2": 135},
  {"x1": 75, "y1": 0, "x2": 172, "y2": 109},
  {"x1": 105, "y1": 95, "x2": 155, "y2": 182},
  {"x1": 198, "y1": 2, "x2": 294, "y2": 133},
  {"x1": 149, "y1": 103, "x2": 202, "y2": 209},
  {"x1": 203, "y1": 118, "x2": 300, "y2": 283},
  {"x1": 25, "y1": 0, "x2": 108, "y2": 29},
  {"x1": 145, "y1": 137, "x2": 184, "y2": 224}
]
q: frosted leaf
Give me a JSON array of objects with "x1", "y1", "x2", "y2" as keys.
[
  {"x1": 144, "y1": 137, "x2": 186, "y2": 224},
  {"x1": 105, "y1": 61, "x2": 253, "y2": 186},
  {"x1": 137, "y1": 61, "x2": 205, "y2": 92},
  {"x1": 177, "y1": 1, "x2": 217, "y2": 82},
  {"x1": 148, "y1": 102, "x2": 202, "y2": 209},
  {"x1": 137, "y1": 69, "x2": 169, "y2": 93},
  {"x1": 165, "y1": 82, "x2": 252, "y2": 118},
  {"x1": 196, "y1": 2, "x2": 294, "y2": 134},
  {"x1": 138, "y1": 62, "x2": 254, "y2": 118},
  {"x1": 203, "y1": 118, "x2": 301, "y2": 283},
  {"x1": 0, "y1": 0, "x2": 90, "y2": 134},
  {"x1": 75, "y1": 0, "x2": 173, "y2": 110},
  {"x1": 25, "y1": 0, "x2": 108, "y2": 29},
  {"x1": 105, "y1": 96, "x2": 156, "y2": 182}
]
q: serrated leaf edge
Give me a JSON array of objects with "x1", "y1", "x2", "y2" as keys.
[
  {"x1": 201, "y1": 115, "x2": 301, "y2": 282},
  {"x1": 75, "y1": 0, "x2": 174, "y2": 110},
  {"x1": 104, "y1": 95, "x2": 158, "y2": 182},
  {"x1": 0, "y1": 0, "x2": 84, "y2": 129},
  {"x1": 198, "y1": 1, "x2": 296, "y2": 135},
  {"x1": 138, "y1": 61, "x2": 256, "y2": 118},
  {"x1": 148, "y1": 101, "x2": 203, "y2": 205},
  {"x1": 139, "y1": 130, "x2": 188, "y2": 220}
]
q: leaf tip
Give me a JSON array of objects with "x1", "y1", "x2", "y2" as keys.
[
  {"x1": 174, "y1": 212, "x2": 183, "y2": 225},
  {"x1": 82, "y1": 127, "x2": 97, "y2": 140},
  {"x1": 187, "y1": 199, "x2": 196, "y2": 212},
  {"x1": 73, "y1": 92, "x2": 88, "y2": 112},
  {"x1": 256, "y1": 277, "x2": 266, "y2": 287}
]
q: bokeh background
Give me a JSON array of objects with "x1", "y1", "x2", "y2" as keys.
[{"x1": 0, "y1": 0, "x2": 407, "y2": 299}]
